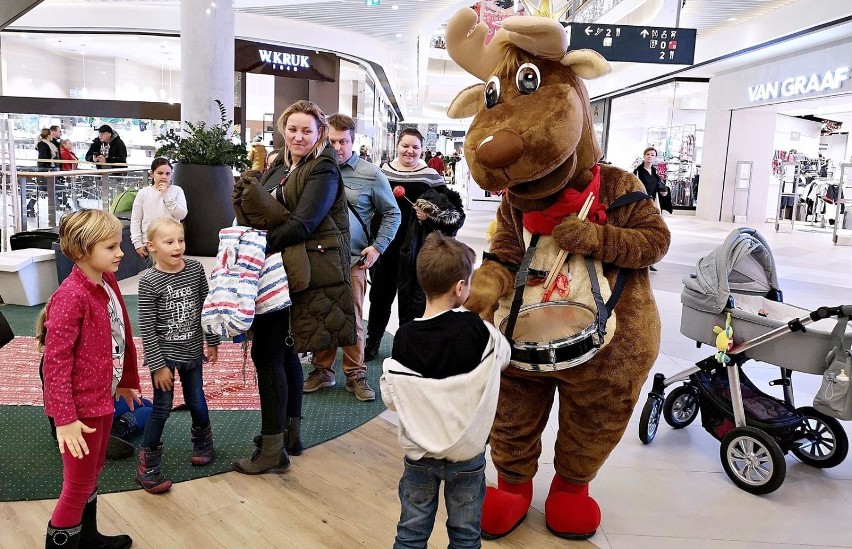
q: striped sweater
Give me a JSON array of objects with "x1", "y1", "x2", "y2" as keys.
[{"x1": 138, "y1": 258, "x2": 219, "y2": 371}]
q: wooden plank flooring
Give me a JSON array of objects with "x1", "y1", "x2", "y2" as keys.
[{"x1": 0, "y1": 417, "x2": 592, "y2": 548}]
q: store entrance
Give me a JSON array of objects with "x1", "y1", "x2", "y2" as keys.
[{"x1": 767, "y1": 95, "x2": 852, "y2": 233}]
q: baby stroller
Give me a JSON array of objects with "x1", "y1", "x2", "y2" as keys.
[{"x1": 638, "y1": 227, "x2": 851, "y2": 494}]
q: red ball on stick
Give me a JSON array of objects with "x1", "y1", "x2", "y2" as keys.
[{"x1": 393, "y1": 185, "x2": 415, "y2": 205}]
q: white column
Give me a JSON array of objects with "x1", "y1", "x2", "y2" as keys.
[{"x1": 180, "y1": 0, "x2": 234, "y2": 130}]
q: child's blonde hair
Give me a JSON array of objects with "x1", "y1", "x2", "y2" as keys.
[
  {"x1": 59, "y1": 209, "x2": 123, "y2": 261},
  {"x1": 146, "y1": 217, "x2": 183, "y2": 243},
  {"x1": 35, "y1": 306, "x2": 47, "y2": 352}
]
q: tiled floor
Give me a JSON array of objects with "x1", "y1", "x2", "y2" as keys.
[
  {"x1": 382, "y1": 210, "x2": 852, "y2": 549},
  {"x1": 119, "y1": 208, "x2": 852, "y2": 548}
]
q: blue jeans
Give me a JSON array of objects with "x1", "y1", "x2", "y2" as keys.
[
  {"x1": 394, "y1": 451, "x2": 486, "y2": 549},
  {"x1": 141, "y1": 358, "x2": 210, "y2": 448}
]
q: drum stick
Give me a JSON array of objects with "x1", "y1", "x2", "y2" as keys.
[{"x1": 542, "y1": 192, "x2": 595, "y2": 298}]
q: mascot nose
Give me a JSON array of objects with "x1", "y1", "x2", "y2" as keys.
[{"x1": 476, "y1": 130, "x2": 524, "y2": 168}]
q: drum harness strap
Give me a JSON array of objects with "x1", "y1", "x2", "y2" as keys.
[{"x1": 500, "y1": 191, "x2": 652, "y2": 350}]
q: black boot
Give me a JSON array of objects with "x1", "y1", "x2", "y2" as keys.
[
  {"x1": 80, "y1": 492, "x2": 133, "y2": 549},
  {"x1": 46, "y1": 522, "x2": 81, "y2": 549},
  {"x1": 190, "y1": 423, "x2": 215, "y2": 466},
  {"x1": 364, "y1": 336, "x2": 382, "y2": 361},
  {"x1": 284, "y1": 417, "x2": 303, "y2": 456}
]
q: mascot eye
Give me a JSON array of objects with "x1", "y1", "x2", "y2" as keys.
[
  {"x1": 516, "y1": 63, "x2": 541, "y2": 95},
  {"x1": 484, "y1": 76, "x2": 501, "y2": 108}
]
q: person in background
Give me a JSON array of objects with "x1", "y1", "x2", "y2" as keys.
[
  {"x1": 234, "y1": 100, "x2": 355, "y2": 474},
  {"x1": 135, "y1": 217, "x2": 219, "y2": 494},
  {"x1": 36, "y1": 128, "x2": 59, "y2": 171},
  {"x1": 50, "y1": 125, "x2": 62, "y2": 153},
  {"x1": 359, "y1": 144, "x2": 372, "y2": 163},
  {"x1": 381, "y1": 232, "x2": 510, "y2": 549},
  {"x1": 59, "y1": 139, "x2": 78, "y2": 171},
  {"x1": 39, "y1": 209, "x2": 141, "y2": 549},
  {"x1": 632, "y1": 146, "x2": 670, "y2": 271},
  {"x1": 364, "y1": 128, "x2": 465, "y2": 361},
  {"x1": 85, "y1": 125, "x2": 128, "y2": 168},
  {"x1": 130, "y1": 157, "x2": 188, "y2": 259},
  {"x1": 248, "y1": 135, "x2": 268, "y2": 172},
  {"x1": 303, "y1": 113, "x2": 401, "y2": 402},
  {"x1": 428, "y1": 151, "x2": 446, "y2": 175}
]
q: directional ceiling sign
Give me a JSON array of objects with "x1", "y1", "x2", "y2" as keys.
[{"x1": 563, "y1": 22, "x2": 697, "y2": 65}]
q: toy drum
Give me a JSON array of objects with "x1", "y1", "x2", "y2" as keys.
[{"x1": 499, "y1": 301, "x2": 601, "y2": 371}]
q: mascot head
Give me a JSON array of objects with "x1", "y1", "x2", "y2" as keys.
[{"x1": 446, "y1": 7, "x2": 610, "y2": 204}]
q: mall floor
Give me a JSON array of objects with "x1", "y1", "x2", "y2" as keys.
[{"x1": 3, "y1": 206, "x2": 852, "y2": 548}]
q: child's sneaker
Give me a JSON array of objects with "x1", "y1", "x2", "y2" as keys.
[{"x1": 191, "y1": 424, "x2": 214, "y2": 466}]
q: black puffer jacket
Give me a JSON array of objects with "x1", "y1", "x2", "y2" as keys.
[{"x1": 261, "y1": 145, "x2": 356, "y2": 353}]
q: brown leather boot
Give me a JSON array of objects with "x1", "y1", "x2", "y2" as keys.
[{"x1": 233, "y1": 433, "x2": 289, "y2": 475}]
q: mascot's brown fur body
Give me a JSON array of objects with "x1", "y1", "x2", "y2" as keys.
[{"x1": 446, "y1": 7, "x2": 671, "y2": 540}]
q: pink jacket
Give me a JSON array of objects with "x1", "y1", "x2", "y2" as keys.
[{"x1": 43, "y1": 266, "x2": 140, "y2": 426}]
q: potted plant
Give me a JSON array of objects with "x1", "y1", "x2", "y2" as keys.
[{"x1": 155, "y1": 100, "x2": 250, "y2": 256}]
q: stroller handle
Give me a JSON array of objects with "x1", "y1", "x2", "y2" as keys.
[
  {"x1": 810, "y1": 305, "x2": 852, "y2": 321},
  {"x1": 730, "y1": 305, "x2": 850, "y2": 355}
]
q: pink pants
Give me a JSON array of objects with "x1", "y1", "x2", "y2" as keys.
[
  {"x1": 313, "y1": 265, "x2": 368, "y2": 377},
  {"x1": 51, "y1": 414, "x2": 112, "y2": 527}
]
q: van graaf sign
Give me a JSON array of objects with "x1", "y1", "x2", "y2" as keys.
[
  {"x1": 748, "y1": 67, "x2": 849, "y2": 102},
  {"x1": 258, "y1": 49, "x2": 311, "y2": 72}
]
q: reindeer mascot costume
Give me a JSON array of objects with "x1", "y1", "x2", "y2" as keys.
[{"x1": 445, "y1": 5, "x2": 671, "y2": 540}]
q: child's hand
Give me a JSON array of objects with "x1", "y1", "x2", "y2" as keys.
[
  {"x1": 56, "y1": 420, "x2": 96, "y2": 459},
  {"x1": 413, "y1": 206, "x2": 428, "y2": 221},
  {"x1": 135, "y1": 246, "x2": 148, "y2": 258},
  {"x1": 153, "y1": 367, "x2": 174, "y2": 391},
  {"x1": 115, "y1": 388, "x2": 143, "y2": 411},
  {"x1": 206, "y1": 345, "x2": 219, "y2": 364}
]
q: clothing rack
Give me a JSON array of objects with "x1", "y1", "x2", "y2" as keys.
[
  {"x1": 775, "y1": 162, "x2": 802, "y2": 232},
  {"x1": 833, "y1": 162, "x2": 852, "y2": 245}
]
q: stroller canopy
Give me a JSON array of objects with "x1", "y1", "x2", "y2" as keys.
[{"x1": 682, "y1": 227, "x2": 780, "y2": 314}]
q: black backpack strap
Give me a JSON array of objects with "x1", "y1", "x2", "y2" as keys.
[
  {"x1": 584, "y1": 257, "x2": 609, "y2": 343},
  {"x1": 346, "y1": 201, "x2": 374, "y2": 245},
  {"x1": 607, "y1": 191, "x2": 650, "y2": 212},
  {"x1": 503, "y1": 233, "x2": 540, "y2": 342},
  {"x1": 601, "y1": 191, "x2": 650, "y2": 314}
]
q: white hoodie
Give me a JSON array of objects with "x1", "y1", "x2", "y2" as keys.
[{"x1": 380, "y1": 321, "x2": 510, "y2": 462}]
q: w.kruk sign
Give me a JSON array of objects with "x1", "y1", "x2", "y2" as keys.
[
  {"x1": 258, "y1": 50, "x2": 311, "y2": 71},
  {"x1": 234, "y1": 39, "x2": 335, "y2": 82},
  {"x1": 748, "y1": 67, "x2": 849, "y2": 102}
]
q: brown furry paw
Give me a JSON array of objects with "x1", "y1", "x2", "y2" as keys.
[
  {"x1": 465, "y1": 261, "x2": 512, "y2": 321},
  {"x1": 551, "y1": 216, "x2": 598, "y2": 257}
]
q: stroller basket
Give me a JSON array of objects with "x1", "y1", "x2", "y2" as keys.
[{"x1": 693, "y1": 367, "x2": 800, "y2": 441}]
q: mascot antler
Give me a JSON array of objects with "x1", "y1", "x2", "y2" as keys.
[{"x1": 444, "y1": 8, "x2": 504, "y2": 82}]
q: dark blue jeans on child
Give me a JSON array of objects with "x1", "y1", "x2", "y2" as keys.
[
  {"x1": 142, "y1": 357, "x2": 209, "y2": 448},
  {"x1": 394, "y1": 451, "x2": 486, "y2": 549}
]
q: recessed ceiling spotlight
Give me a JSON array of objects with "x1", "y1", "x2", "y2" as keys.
[
  {"x1": 392, "y1": 4, "x2": 398, "y2": 9},
  {"x1": 728, "y1": 17, "x2": 736, "y2": 21},
  {"x1": 396, "y1": 33, "x2": 402, "y2": 38}
]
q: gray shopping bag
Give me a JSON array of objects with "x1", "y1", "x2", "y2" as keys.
[{"x1": 813, "y1": 316, "x2": 852, "y2": 420}]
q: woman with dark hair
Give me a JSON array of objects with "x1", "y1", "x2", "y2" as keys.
[
  {"x1": 130, "y1": 157, "x2": 188, "y2": 258},
  {"x1": 633, "y1": 146, "x2": 670, "y2": 271},
  {"x1": 364, "y1": 129, "x2": 465, "y2": 360},
  {"x1": 234, "y1": 100, "x2": 355, "y2": 474}
]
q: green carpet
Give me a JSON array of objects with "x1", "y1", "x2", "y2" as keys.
[
  {"x1": 0, "y1": 296, "x2": 140, "y2": 336},
  {"x1": 0, "y1": 299, "x2": 396, "y2": 501}
]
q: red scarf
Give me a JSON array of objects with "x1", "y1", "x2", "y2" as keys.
[{"x1": 522, "y1": 165, "x2": 606, "y2": 235}]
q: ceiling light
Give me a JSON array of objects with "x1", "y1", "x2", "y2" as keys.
[
  {"x1": 728, "y1": 17, "x2": 736, "y2": 21},
  {"x1": 392, "y1": 4, "x2": 398, "y2": 9},
  {"x1": 395, "y1": 33, "x2": 402, "y2": 38}
]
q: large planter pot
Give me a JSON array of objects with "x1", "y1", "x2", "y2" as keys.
[{"x1": 173, "y1": 163, "x2": 235, "y2": 256}]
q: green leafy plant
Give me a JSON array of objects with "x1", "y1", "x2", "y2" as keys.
[{"x1": 155, "y1": 100, "x2": 250, "y2": 169}]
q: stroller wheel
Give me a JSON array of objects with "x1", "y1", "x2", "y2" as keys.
[
  {"x1": 791, "y1": 406, "x2": 849, "y2": 469},
  {"x1": 639, "y1": 396, "x2": 663, "y2": 444},
  {"x1": 720, "y1": 426, "x2": 786, "y2": 495},
  {"x1": 663, "y1": 385, "x2": 700, "y2": 429}
]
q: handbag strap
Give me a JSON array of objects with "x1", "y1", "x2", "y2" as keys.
[
  {"x1": 831, "y1": 315, "x2": 851, "y2": 351},
  {"x1": 503, "y1": 233, "x2": 540, "y2": 342},
  {"x1": 346, "y1": 200, "x2": 374, "y2": 245}
]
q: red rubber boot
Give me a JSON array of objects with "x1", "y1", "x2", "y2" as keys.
[
  {"x1": 480, "y1": 478, "x2": 533, "y2": 540},
  {"x1": 544, "y1": 474, "x2": 600, "y2": 539}
]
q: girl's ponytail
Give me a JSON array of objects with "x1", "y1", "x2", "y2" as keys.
[{"x1": 35, "y1": 306, "x2": 47, "y2": 353}]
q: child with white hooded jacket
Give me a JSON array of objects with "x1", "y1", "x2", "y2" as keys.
[{"x1": 381, "y1": 232, "x2": 510, "y2": 549}]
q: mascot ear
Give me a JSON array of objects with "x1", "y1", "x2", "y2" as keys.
[
  {"x1": 448, "y1": 83, "x2": 485, "y2": 119},
  {"x1": 560, "y1": 49, "x2": 610, "y2": 80}
]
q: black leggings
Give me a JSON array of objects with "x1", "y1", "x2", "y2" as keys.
[
  {"x1": 250, "y1": 309, "x2": 303, "y2": 435},
  {"x1": 366, "y1": 236, "x2": 401, "y2": 341}
]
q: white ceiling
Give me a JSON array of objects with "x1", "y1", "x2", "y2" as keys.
[{"x1": 6, "y1": 0, "x2": 852, "y2": 122}]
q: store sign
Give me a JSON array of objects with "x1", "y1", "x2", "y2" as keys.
[
  {"x1": 258, "y1": 50, "x2": 311, "y2": 72},
  {"x1": 747, "y1": 67, "x2": 849, "y2": 102},
  {"x1": 563, "y1": 22, "x2": 696, "y2": 65},
  {"x1": 234, "y1": 39, "x2": 335, "y2": 82}
]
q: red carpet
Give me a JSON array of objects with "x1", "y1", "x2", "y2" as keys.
[{"x1": 0, "y1": 337, "x2": 261, "y2": 410}]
